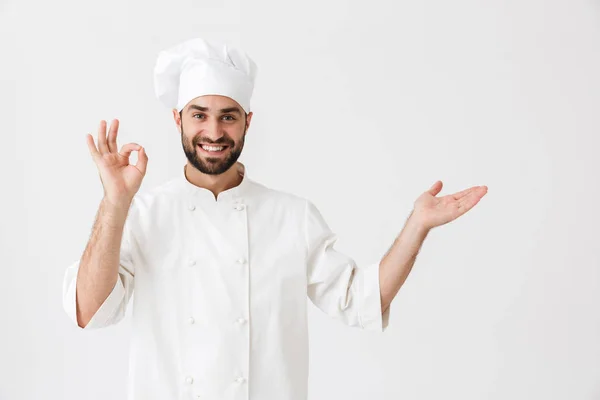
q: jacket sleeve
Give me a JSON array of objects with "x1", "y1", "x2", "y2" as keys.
[
  {"x1": 62, "y1": 205, "x2": 136, "y2": 330},
  {"x1": 304, "y1": 199, "x2": 390, "y2": 332}
]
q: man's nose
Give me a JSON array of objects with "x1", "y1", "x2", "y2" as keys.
[{"x1": 203, "y1": 118, "x2": 225, "y2": 142}]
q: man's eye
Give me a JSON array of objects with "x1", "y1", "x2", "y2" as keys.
[
  {"x1": 222, "y1": 115, "x2": 235, "y2": 121},
  {"x1": 193, "y1": 114, "x2": 205, "y2": 119}
]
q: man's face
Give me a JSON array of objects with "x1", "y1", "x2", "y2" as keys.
[{"x1": 175, "y1": 95, "x2": 252, "y2": 175}]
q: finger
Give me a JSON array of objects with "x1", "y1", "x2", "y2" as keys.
[
  {"x1": 451, "y1": 186, "x2": 478, "y2": 201},
  {"x1": 118, "y1": 143, "x2": 142, "y2": 161},
  {"x1": 97, "y1": 120, "x2": 109, "y2": 154},
  {"x1": 86, "y1": 134, "x2": 101, "y2": 161},
  {"x1": 107, "y1": 119, "x2": 119, "y2": 153},
  {"x1": 135, "y1": 146, "x2": 149, "y2": 175},
  {"x1": 427, "y1": 181, "x2": 443, "y2": 196},
  {"x1": 458, "y1": 189, "x2": 485, "y2": 211}
]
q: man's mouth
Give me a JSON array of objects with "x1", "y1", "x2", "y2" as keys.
[{"x1": 197, "y1": 144, "x2": 230, "y2": 155}]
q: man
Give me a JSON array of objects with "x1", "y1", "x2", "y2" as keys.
[{"x1": 62, "y1": 37, "x2": 487, "y2": 400}]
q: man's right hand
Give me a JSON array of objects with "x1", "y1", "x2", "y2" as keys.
[{"x1": 86, "y1": 119, "x2": 148, "y2": 208}]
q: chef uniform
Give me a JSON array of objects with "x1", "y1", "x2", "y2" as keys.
[{"x1": 62, "y1": 38, "x2": 390, "y2": 400}]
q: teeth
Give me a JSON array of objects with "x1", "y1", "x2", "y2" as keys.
[{"x1": 201, "y1": 145, "x2": 224, "y2": 152}]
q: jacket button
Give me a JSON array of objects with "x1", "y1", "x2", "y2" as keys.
[
  {"x1": 237, "y1": 317, "x2": 247, "y2": 325},
  {"x1": 188, "y1": 204, "x2": 196, "y2": 211},
  {"x1": 188, "y1": 260, "x2": 196, "y2": 267},
  {"x1": 185, "y1": 376, "x2": 194, "y2": 384},
  {"x1": 234, "y1": 204, "x2": 245, "y2": 211},
  {"x1": 236, "y1": 258, "x2": 247, "y2": 265},
  {"x1": 235, "y1": 376, "x2": 246, "y2": 384},
  {"x1": 188, "y1": 317, "x2": 195, "y2": 325}
]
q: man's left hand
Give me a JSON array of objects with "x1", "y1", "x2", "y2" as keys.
[{"x1": 412, "y1": 181, "x2": 488, "y2": 230}]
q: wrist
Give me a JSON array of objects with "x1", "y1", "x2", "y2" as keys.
[
  {"x1": 101, "y1": 196, "x2": 132, "y2": 215},
  {"x1": 407, "y1": 211, "x2": 431, "y2": 235}
]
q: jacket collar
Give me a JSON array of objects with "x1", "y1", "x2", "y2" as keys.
[{"x1": 179, "y1": 161, "x2": 250, "y2": 204}]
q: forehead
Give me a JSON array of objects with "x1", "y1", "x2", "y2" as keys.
[{"x1": 184, "y1": 95, "x2": 242, "y2": 112}]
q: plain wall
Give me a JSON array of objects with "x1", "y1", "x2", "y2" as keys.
[{"x1": 1, "y1": 0, "x2": 599, "y2": 399}]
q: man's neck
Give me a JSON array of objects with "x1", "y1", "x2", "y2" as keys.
[{"x1": 184, "y1": 163, "x2": 243, "y2": 199}]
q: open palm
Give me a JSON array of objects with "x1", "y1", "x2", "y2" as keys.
[{"x1": 413, "y1": 181, "x2": 488, "y2": 230}]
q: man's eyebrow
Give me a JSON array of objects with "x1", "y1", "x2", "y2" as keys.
[
  {"x1": 187, "y1": 105, "x2": 242, "y2": 114},
  {"x1": 187, "y1": 104, "x2": 209, "y2": 112},
  {"x1": 219, "y1": 107, "x2": 242, "y2": 115}
]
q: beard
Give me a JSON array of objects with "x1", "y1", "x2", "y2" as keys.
[{"x1": 181, "y1": 123, "x2": 245, "y2": 176}]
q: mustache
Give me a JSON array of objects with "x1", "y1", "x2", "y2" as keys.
[{"x1": 192, "y1": 137, "x2": 235, "y2": 147}]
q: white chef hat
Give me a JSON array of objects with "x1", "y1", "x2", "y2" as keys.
[{"x1": 153, "y1": 38, "x2": 257, "y2": 113}]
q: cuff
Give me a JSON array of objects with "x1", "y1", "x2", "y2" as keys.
[
  {"x1": 62, "y1": 261, "x2": 125, "y2": 330},
  {"x1": 359, "y1": 262, "x2": 390, "y2": 332}
]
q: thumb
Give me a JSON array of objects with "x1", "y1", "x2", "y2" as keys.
[
  {"x1": 427, "y1": 180, "x2": 443, "y2": 196},
  {"x1": 135, "y1": 146, "x2": 149, "y2": 176}
]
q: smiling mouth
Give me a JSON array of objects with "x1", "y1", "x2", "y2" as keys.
[{"x1": 197, "y1": 144, "x2": 230, "y2": 155}]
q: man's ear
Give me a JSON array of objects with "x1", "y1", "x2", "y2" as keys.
[
  {"x1": 246, "y1": 111, "x2": 253, "y2": 131},
  {"x1": 173, "y1": 108, "x2": 182, "y2": 133}
]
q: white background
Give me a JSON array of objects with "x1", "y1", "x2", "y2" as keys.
[{"x1": 1, "y1": 0, "x2": 600, "y2": 399}]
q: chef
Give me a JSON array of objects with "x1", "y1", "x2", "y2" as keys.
[{"x1": 62, "y1": 37, "x2": 487, "y2": 400}]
